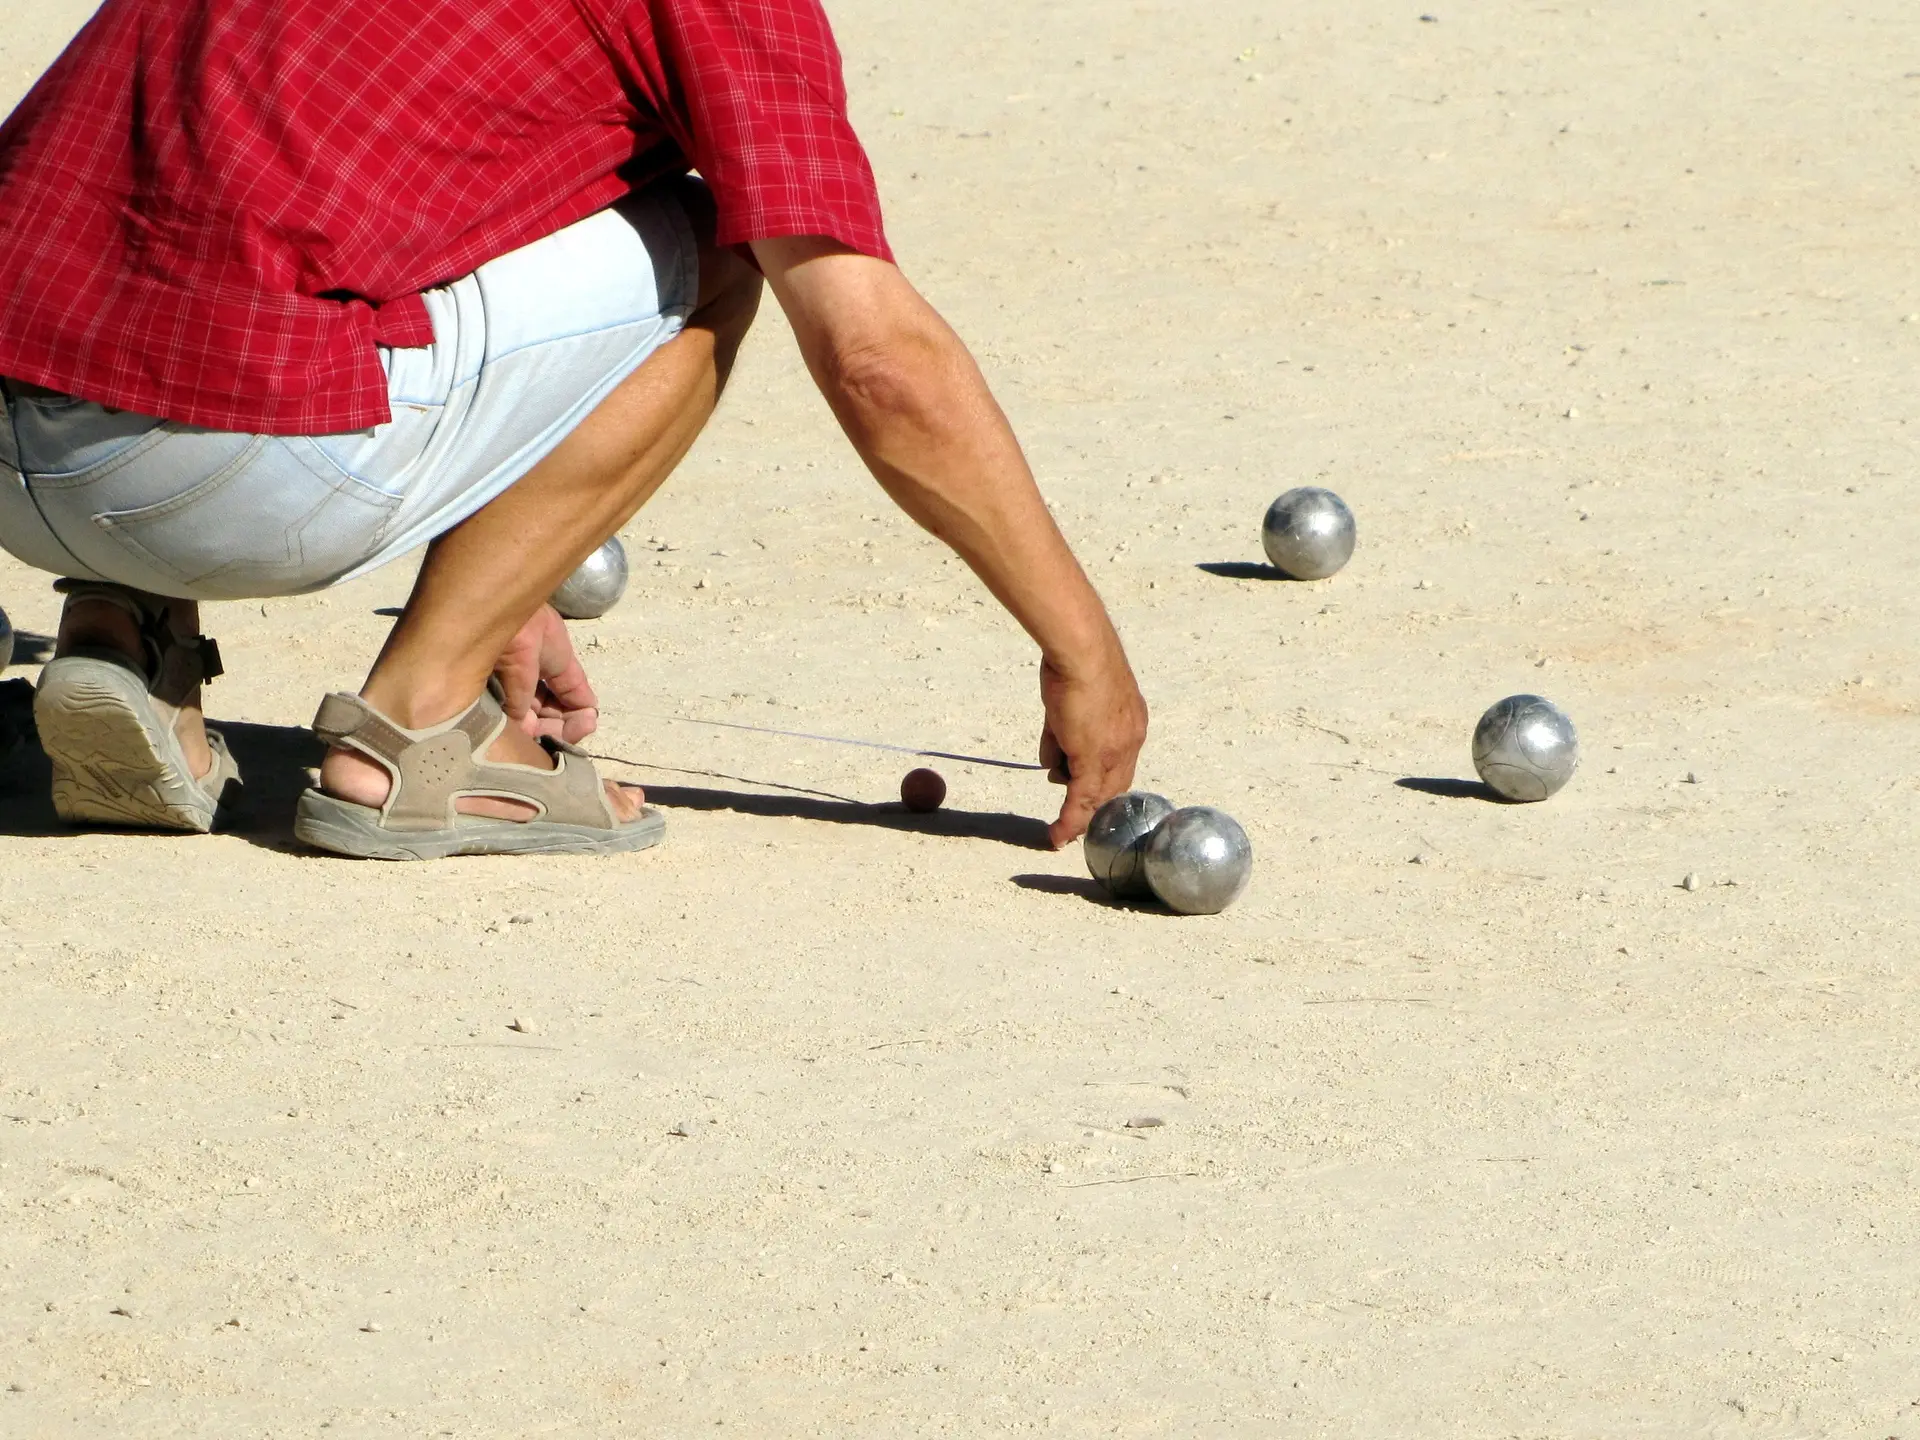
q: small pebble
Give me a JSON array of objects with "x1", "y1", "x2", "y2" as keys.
[
  {"x1": 360, "y1": 1321, "x2": 383, "y2": 1334},
  {"x1": 1682, "y1": 872, "x2": 1701, "y2": 892},
  {"x1": 1684, "y1": 771, "x2": 1701, "y2": 784},
  {"x1": 109, "y1": 1307, "x2": 133, "y2": 1318},
  {"x1": 508, "y1": 1018, "x2": 534, "y2": 1035},
  {"x1": 667, "y1": 1121, "x2": 692, "y2": 1138},
  {"x1": 1124, "y1": 1116, "x2": 1165, "y2": 1130},
  {"x1": 509, "y1": 913, "x2": 533, "y2": 925}
]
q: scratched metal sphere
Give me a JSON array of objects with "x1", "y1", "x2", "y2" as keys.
[
  {"x1": 1261, "y1": 486, "x2": 1356, "y2": 580},
  {"x1": 1084, "y1": 791, "x2": 1175, "y2": 899},
  {"x1": 1472, "y1": 694, "x2": 1580, "y2": 802},
  {"x1": 1143, "y1": 806, "x2": 1253, "y2": 916},
  {"x1": 0, "y1": 605, "x2": 12, "y2": 671},
  {"x1": 550, "y1": 537, "x2": 629, "y2": 619}
]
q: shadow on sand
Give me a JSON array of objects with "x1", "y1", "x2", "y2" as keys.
[
  {"x1": 0, "y1": 704, "x2": 324, "y2": 848},
  {"x1": 1194, "y1": 561, "x2": 1286, "y2": 582},
  {"x1": 640, "y1": 782, "x2": 1051, "y2": 851},
  {"x1": 0, "y1": 699, "x2": 1054, "y2": 853},
  {"x1": 1394, "y1": 775, "x2": 1510, "y2": 804}
]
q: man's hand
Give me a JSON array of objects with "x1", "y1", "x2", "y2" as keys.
[
  {"x1": 1039, "y1": 643, "x2": 1149, "y2": 848},
  {"x1": 493, "y1": 603, "x2": 600, "y2": 744},
  {"x1": 752, "y1": 234, "x2": 1150, "y2": 844}
]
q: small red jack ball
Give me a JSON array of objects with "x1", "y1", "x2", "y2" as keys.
[{"x1": 900, "y1": 767, "x2": 947, "y2": 813}]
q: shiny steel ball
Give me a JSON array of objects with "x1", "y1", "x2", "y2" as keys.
[
  {"x1": 1084, "y1": 791, "x2": 1175, "y2": 899},
  {"x1": 1143, "y1": 806, "x2": 1253, "y2": 915},
  {"x1": 1472, "y1": 694, "x2": 1580, "y2": 802},
  {"x1": 1261, "y1": 486, "x2": 1356, "y2": 580},
  {"x1": 550, "y1": 537, "x2": 629, "y2": 620},
  {"x1": 0, "y1": 605, "x2": 12, "y2": 670}
]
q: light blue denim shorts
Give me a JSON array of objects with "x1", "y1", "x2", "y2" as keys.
[{"x1": 0, "y1": 186, "x2": 696, "y2": 601}]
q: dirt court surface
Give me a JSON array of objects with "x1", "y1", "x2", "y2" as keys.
[{"x1": 3, "y1": 2, "x2": 1918, "y2": 1435}]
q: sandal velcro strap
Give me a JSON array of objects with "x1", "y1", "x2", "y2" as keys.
[
  {"x1": 311, "y1": 689, "x2": 618, "y2": 834},
  {"x1": 52, "y1": 579, "x2": 222, "y2": 696}
]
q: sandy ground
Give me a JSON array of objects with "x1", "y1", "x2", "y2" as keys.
[{"x1": 3, "y1": 1, "x2": 1919, "y2": 1434}]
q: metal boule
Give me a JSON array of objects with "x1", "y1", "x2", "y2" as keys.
[
  {"x1": 551, "y1": 537, "x2": 629, "y2": 620},
  {"x1": 1261, "y1": 486, "x2": 1356, "y2": 580},
  {"x1": 1143, "y1": 805, "x2": 1253, "y2": 915},
  {"x1": 1084, "y1": 791, "x2": 1175, "y2": 898},
  {"x1": 1471, "y1": 693, "x2": 1579, "y2": 801}
]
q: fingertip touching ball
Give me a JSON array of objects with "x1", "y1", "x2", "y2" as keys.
[
  {"x1": 1084, "y1": 791, "x2": 1175, "y2": 898},
  {"x1": 551, "y1": 537, "x2": 629, "y2": 620},
  {"x1": 0, "y1": 605, "x2": 13, "y2": 670},
  {"x1": 900, "y1": 767, "x2": 947, "y2": 813},
  {"x1": 1472, "y1": 694, "x2": 1580, "y2": 802},
  {"x1": 1261, "y1": 486, "x2": 1356, "y2": 581},
  {"x1": 1143, "y1": 805, "x2": 1253, "y2": 915}
]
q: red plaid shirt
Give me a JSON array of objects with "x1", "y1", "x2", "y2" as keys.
[{"x1": 0, "y1": 0, "x2": 890, "y2": 435}]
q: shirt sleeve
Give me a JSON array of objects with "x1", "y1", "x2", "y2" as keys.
[{"x1": 634, "y1": 0, "x2": 892, "y2": 262}]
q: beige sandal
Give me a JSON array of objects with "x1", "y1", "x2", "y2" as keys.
[
  {"x1": 33, "y1": 581, "x2": 241, "y2": 832},
  {"x1": 293, "y1": 686, "x2": 664, "y2": 860}
]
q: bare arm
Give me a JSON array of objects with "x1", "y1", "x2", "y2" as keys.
[{"x1": 751, "y1": 235, "x2": 1147, "y2": 846}]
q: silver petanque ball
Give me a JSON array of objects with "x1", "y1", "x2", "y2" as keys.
[
  {"x1": 1472, "y1": 694, "x2": 1580, "y2": 802},
  {"x1": 0, "y1": 605, "x2": 12, "y2": 670},
  {"x1": 550, "y1": 537, "x2": 629, "y2": 620},
  {"x1": 1084, "y1": 791, "x2": 1175, "y2": 899},
  {"x1": 1261, "y1": 486, "x2": 1356, "y2": 581},
  {"x1": 1143, "y1": 806, "x2": 1253, "y2": 916}
]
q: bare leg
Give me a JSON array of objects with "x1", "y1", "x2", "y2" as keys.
[{"x1": 322, "y1": 207, "x2": 763, "y2": 820}]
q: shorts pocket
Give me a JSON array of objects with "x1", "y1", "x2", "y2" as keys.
[{"x1": 91, "y1": 436, "x2": 403, "y2": 599}]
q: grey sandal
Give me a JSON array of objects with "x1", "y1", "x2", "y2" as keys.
[
  {"x1": 293, "y1": 686, "x2": 664, "y2": 860},
  {"x1": 33, "y1": 581, "x2": 241, "y2": 832}
]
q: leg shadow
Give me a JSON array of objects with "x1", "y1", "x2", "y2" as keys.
[
  {"x1": 0, "y1": 678, "x2": 60, "y2": 835},
  {"x1": 3, "y1": 632, "x2": 55, "y2": 666},
  {"x1": 640, "y1": 782, "x2": 1052, "y2": 851},
  {"x1": 216, "y1": 720, "x2": 328, "y2": 847},
  {"x1": 0, "y1": 698, "x2": 326, "y2": 847},
  {"x1": 1395, "y1": 776, "x2": 1508, "y2": 803}
]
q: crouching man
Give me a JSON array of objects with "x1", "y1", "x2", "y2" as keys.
[{"x1": 0, "y1": 0, "x2": 1145, "y2": 858}]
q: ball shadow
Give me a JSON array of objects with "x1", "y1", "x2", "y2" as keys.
[
  {"x1": 1195, "y1": 561, "x2": 1285, "y2": 582},
  {"x1": 1395, "y1": 775, "x2": 1511, "y2": 803},
  {"x1": 1008, "y1": 873, "x2": 1174, "y2": 912}
]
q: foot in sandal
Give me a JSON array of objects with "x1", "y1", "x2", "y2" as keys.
[
  {"x1": 295, "y1": 684, "x2": 660, "y2": 860},
  {"x1": 33, "y1": 581, "x2": 241, "y2": 832}
]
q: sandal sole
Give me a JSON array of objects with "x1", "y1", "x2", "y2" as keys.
[
  {"x1": 34, "y1": 657, "x2": 232, "y2": 832},
  {"x1": 292, "y1": 789, "x2": 666, "y2": 860}
]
